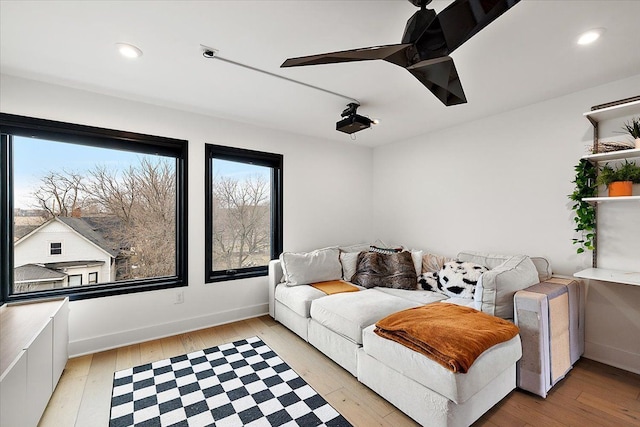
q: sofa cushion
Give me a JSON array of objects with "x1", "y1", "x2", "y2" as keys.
[
  {"x1": 310, "y1": 289, "x2": 421, "y2": 344},
  {"x1": 457, "y1": 251, "x2": 538, "y2": 319},
  {"x1": 361, "y1": 324, "x2": 521, "y2": 404},
  {"x1": 274, "y1": 283, "x2": 326, "y2": 317},
  {"x1": 280, "y1": 247, "x2": 342, "y2": 286},
  {"x1": 351, "y1": 251, "x2": 417, "y2": 290},
  {"x1": 373, "y1": 287, "x2": 448, "y2": 305}
]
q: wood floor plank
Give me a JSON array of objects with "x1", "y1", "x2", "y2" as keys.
[
  {"x1": 158, "y1": 335, "x2": 186, "y2": 359},
  {"x1": 325, "y1": 387, "x2": 393, "y2": 427},
  {"x1": 38, "y1": 372, "x2": 88, "y2": 427},
  {"x1": 179, "y1": 331, "x2": 206, "y2": 353},
  {"x1": 500, "y1": 393, "x2": 566, "y2": 427},
  {"x1": 115, "y1": 343, "x2": 141, "y2": 371},
  {"x1": 74, "y1": 349, "x2": 117, "y2": 427},
  {"x1": 576, "y1": 391, "x2": 640, "y2": 425},
  {"x1": 139, "y1": 338, "x2": 163, "y2": 364},
  {"x1": 41, "y1": 316, "x2": 640, "y2": 427},
  {"x1": 194, "y1": 325, "x2": 225, "y2": 348},
  {"x1": 475, "y1": 393, "x2": 528, "y2": 427},
  {"x1": 61, "y1": 354, "x2": 93, "y2": 379},
  {"x1": 383, "y1": 409, "x2": 420, "y2": 427}
]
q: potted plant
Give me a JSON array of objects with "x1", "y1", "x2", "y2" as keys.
[
  {"x1": 569, "y1": 160, "x2": 597, "y2": 253},
  {"x1": 596, "y1": 160, "x2": 640, "y2": 197},
  {"x1": 622, "y1": 117, "x2": 640, "y2": 149}
]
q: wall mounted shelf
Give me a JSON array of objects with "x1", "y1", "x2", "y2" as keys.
[
  {"x1": 574, "y1": 268, "x2": 640, "y2": 287},
  {"x1": 582, "y1": 195, "x2": 640, "y2": 203},
  {"x1": 581, "y1": 148, "x2": 640, "y2": 163},
  {"x1": 583, "y1": 98, "x2": 640, "y2": 124}
]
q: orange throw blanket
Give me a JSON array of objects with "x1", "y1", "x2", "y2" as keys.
[
  {"x1": 311, "y1": 280, "x2": 359, "y2": 295},
  {"x1": 375, "y1": 303, "x2": 519, "y2": 373}
]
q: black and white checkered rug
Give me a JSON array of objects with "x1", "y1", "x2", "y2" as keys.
[{"x1": 110, "y1": 336, "x2": 352, "y2": 427}]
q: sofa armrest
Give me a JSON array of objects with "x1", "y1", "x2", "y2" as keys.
[{"x1": 268, "y1": 259, "x2": 284, "y2": 318}]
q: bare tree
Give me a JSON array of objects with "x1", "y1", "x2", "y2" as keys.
[
  {"x1": 86, "y1": 158, "x2": 176, "y2": 280},
  {"x1": 212, "y1": 174, "x2": 270, "y2": 270},
  {"x1": 32, "y1": 169, "x2": 87, "y2": 218}
]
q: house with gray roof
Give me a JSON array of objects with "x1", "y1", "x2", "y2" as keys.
[{"x1": 13, "y1": 216, "x2": 120, "y2": 291}]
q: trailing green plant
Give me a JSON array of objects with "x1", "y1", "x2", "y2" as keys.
[
  {"x1": 596, "y1": 160, "x2": 640, "y2": 187},
  {"x1": 569, "y1": 159, "x2": 597, "y2": 253},
  {"x1": 621, "y1": 117, "x2": 640, "y2": 139}
]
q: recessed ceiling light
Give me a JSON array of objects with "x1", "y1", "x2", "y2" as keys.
[
  {"x1": 577, "y1": 28, "x2": 605, "y2": 45},
  {"x1": 116, "y1": 43, "x2": 143, "y2": 58}
]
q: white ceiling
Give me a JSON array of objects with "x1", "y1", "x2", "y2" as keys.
[{"x1": 1, "y1": 0, "x2": 640, "y2": 147}]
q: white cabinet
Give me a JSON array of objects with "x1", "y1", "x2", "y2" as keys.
[
  {"x1": 0, "y1": 298, "x2": 69, "y2": 427},
  {"x1": 0, "y1": 350, "x2": 27, "y2": 427},
  {"x1": 52, "y1": 301, "x2": 69, "y2": 386},
  {"x1": 26, "y1": 321, "x2": 54, "y2": 427}
]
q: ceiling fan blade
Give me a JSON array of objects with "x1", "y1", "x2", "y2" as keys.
[
  {"x1": 435, "y1": 0, "x2": 521, "y2": 54},
  {"x1": 281, "y1": 44, "x2": 412, "y2": 68},
  {"x1": 407, "y1": 56, "x2": 466, "y2": 106}
]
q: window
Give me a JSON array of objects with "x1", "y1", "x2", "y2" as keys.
[
  {"x1": 50, "y1": 242, "x2": 62, "y2": 255},
  {"x1": 68, "y1": 274, "x2": 82, "y2": 287},
  {"x1": 1, "y1": 113, "x2": 188, "y2": 303},
  {"x1": 205, "y1": 144, "x2": 282, "y2": 282}
]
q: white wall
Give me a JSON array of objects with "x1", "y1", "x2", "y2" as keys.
[
  {"x1": 3, "y1": 72, "x2": 640, "y2": 374},
  {"x1": 0, "y1": 74, "x2": 374, "y2": 356},
  {"x1": 372, "y1": 73, "x2": 640, "y2": 373}
]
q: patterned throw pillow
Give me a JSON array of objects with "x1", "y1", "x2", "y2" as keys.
[
  {"x1": 369, "y1": 245, "x2": 403, "y2": 255},
  {"x1": 351, "y1": 251, "x2": 417, "y2": 290},
  {"x1": 418, "y1": 271, "x2": 441, "y2": 292},
  {"x1": 437, "y1": 261, "x2": 488, "y2": 298}
]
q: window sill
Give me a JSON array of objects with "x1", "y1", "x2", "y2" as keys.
[
  {"x1": 7, "y1": 278, "x2": 187, "y2": 303},
  {"x1": 206, "y1": 268, "x2": 267, "y2": 283}
]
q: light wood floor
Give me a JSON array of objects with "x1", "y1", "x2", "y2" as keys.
[{"x1": 39, "y1": 316, "x2": 640, "y2": 427}]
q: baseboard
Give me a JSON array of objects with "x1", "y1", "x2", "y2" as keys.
[
  {"x1": 584, "y1": 341, "x2": 640, "y2": 375},
  {"x1": 69, "y1": 303, "x2": 268, "y2": 357}
]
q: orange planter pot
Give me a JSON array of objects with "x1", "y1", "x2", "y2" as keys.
[{"x1": 608, "y1": 181, "x2": 633, "y2": 197}]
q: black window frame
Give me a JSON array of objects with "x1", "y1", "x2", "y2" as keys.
[
  {"x1": 50, "y1": 242, "x2": 62, "y2": 255},
  {"x1": 0, "y1": 113, "x2": 188, "y2": 304},
  {"x1": 205, "y1": 144, "x2": 283, "y2": 283},
  {"x1": 88, "y1": 271, "x2": 98, "y2": 284}
]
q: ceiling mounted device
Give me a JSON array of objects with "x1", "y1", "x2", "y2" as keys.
[
  {"x1": 282, "y1": 0, "x2": 520, "y2": 106},
  {"x1": 336, "y1": 103, "x2": 373, "y2": 134}
]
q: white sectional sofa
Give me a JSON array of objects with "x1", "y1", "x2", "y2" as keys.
[{"x1": 268, "y1": 248, "x2": 550, "y2": 426}]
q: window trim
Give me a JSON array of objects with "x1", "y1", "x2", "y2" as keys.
[
  {"x1": 88, "y1": 271, "x2": 98, "y2": 284},
  {"x1": 1, "y1": 113, "x2": 188, "y2": 304},
  {"x1": 205, "y1": 144, "x2": 283, "y2": 283}
]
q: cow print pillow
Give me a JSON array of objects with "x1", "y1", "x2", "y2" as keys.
[
  {"x1": 437, "y1": 261, "x2": 488, "y2": 298},
  {"x1": 418, "y1": 271, "x2": 441, "y2": 292}
]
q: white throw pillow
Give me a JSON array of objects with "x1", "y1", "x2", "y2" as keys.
[
  {"x1": 340, "y1": 251, "x2": 360, "y2": 282},
  {"x1": 531, "y1": 256, "x2": 553, "y2": 281},
  {"x1": 409, "y1": 250, "x2": 423, "y2": 277},
  {"x1": 280, "y1": 247, "x2": 342, "y2": 286},
  {"x1": 458, "y1": 251, "x2": 539, "y2": 319}
]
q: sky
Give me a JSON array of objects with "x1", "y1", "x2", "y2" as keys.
[{"x1": 13, "y1": 136, "x2": 268, "y2": 210}]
